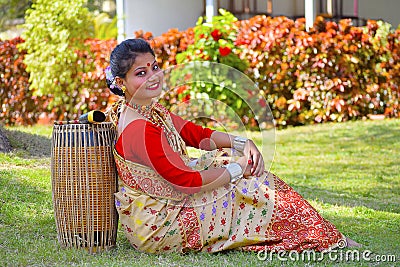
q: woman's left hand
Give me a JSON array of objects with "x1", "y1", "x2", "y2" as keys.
[{"x1": 243, "y1": 140, "x2": 265, "y2": 177}]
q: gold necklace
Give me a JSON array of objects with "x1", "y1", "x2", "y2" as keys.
[{"x1": 125, "y1": 102, "x2": 153, "y2": 119}]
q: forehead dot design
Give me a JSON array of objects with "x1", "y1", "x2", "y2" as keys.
[{"x1": 147, "y1": 62, "x2": 151, "y2": 67}]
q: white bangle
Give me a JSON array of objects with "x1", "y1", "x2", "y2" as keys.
[
  {"x1": 233, "y1": 136, "x2": 248, "y2": 152},
  {"x1": 223, "y1": 163, "x2": 243, "y2": 183}
]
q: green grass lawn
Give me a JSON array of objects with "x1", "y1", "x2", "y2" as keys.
[{"x1": 0, "y1": 119, "x2": 399, "y2": 266}]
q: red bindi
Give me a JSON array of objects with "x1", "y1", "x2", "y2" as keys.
[{"x1": 147, "y1": 62, "x2": 151, "y2": 67}]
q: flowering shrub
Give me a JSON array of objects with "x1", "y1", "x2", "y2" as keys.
[
  {"x1": 237, "y1": 15, "x2": 399, "y2": 126},
  {"x1": 172, "y1": 10, "x2": 252, "y2": 125},
  {"x1": 380, "y1": 27, "x2": 400, "y2": 118},
  {"x1": 1, "y1": 12, "x2": 399, "y2": 127},
  {"x1": 138, "y1": 13, "x2": 399, "y2": 128},
  {"x1": 176, "y1": 9, "x2": 248, "y2": 72}
]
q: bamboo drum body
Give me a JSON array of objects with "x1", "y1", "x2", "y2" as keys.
[{"x1": 51, "y1": 122, "x2": 118, "y2": 253}]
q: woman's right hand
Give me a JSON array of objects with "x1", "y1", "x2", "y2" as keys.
[{"x1": 236, "y1": 156, "x2": 253, "y2": 177}]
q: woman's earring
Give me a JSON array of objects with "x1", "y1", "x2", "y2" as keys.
[{"x1": 121, "y1": 85, "x2": 126, "y2": 93}]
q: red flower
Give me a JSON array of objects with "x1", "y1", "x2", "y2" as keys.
[
  {"x1": 211, "y1": 29, "x2": 222, "y2": 41},
  {"x1": 177, "y1": 85, "x2": 187, "y2": 94},
  {"x1": 258, "y1": 98, "x2": 267, "y2": 107},
  {"x1": 219, "y1": 46, "x2": 231, "y2": 56}
]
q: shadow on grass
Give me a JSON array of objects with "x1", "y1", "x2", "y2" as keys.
[
  {"x1": 286, "y1": 180, "x2": 400, "y2": 214},
  {"x1": 287, "y1": 124, "x2": 399, "y2": 154},
  {"x1": 2, "y1": 128, "x2": 51, "y2": 158},
  {"x1": 330, "y1": 123, "x2": 400, "y2": 152},
  {"x1": 0, "y1": 170, "x2": 53, "y2": 225},
  {"x1": 275, "y1": 120, "x2": 400, "y2": 214},
  {"x1": 325, "y1": 209, "x2": 400, "y2": 259}
]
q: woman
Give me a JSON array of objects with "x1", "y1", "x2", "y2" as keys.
[{"x1": 106, "y1": 38, "x2": 357, "y2": 254}]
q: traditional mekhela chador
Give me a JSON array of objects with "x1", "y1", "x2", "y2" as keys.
[{"x1": 110, "y1": 101, "x2": 345, "y2": 253}]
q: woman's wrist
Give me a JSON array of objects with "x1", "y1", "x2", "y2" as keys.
[
  {"x1": 222, "y1": 162, "x2": 243, "y2": 183},
  {"x1": 233, "y1": 136, "x2": 248, "y2": 152}
]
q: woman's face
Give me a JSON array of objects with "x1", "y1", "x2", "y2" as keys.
[{"x1": 121, "y1": 52, "x2": 163, "y2": 105}]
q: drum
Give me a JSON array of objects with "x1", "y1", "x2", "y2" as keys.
[{"x1": 51, "y1": 121, "x2": 118, "y2": 253}]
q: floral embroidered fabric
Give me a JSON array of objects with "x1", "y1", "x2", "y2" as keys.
[
  {"x1": 114, "y1": 148, "x2": 345, "y2": 253},
  {"x1": 111, "y1": 101, "x2": 345, "y2": 254}
]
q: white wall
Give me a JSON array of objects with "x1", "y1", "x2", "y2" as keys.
[
  {"x1": 313, "y1": 0, "x2": 400, "y2": 27},
  {"x1": 119, "y1": 0, "x2": 400, "y2": 40},
  {"x1": 358, "y1": 0, "x2": 399, "y2": 27},
  {"x1": 272, "y1": 0, "x2": 400, "y2": 27},
  {"x1": 123, "y1": 0, "x2": 203, "y2": 38},
  {"x1": 272, "y1": 0, "x2": 303, "y2": 17},
  {"x1": 217, "y1": 0, "x2": 270, "y2": 14},
  {"x1": 217, "y1": 0, "x2": 303, "y2": 17}
]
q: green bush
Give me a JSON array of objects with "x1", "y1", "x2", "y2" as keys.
[
  {"x1": 93, "y1": 13, "x2": 118, "y2": 40},
  {"x1": 18, "y1": 0, "x2": 93, "y2": 113}
]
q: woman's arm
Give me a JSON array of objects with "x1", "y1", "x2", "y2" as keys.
[
  {"x1": 199, "y1": 168, "x2": 230, "y2": 192},
  {"x1": 120, "y1": 120, "x2": 255, "y2": 193},
  {"x1": 199, "y1": 156, "x2": 252, "y2": 192},
  {"x1": 206, "y1": 131, "x2": 234, "y2": 149},
  {"x1": 209, "y1": 131, "x2": 265, "y2": 177}
]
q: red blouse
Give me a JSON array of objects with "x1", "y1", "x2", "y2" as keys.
[{"x1": 115, "y1": 112, "x2": 214, "y2": 194}]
